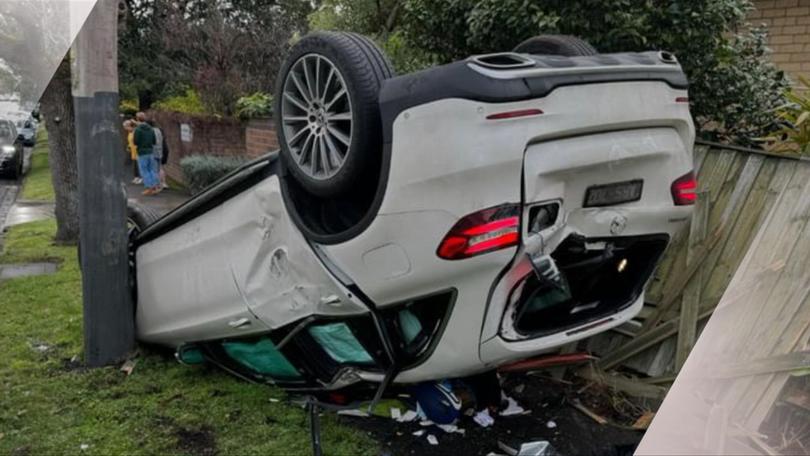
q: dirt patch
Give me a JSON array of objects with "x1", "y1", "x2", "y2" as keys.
[
  {"x1": 175, "y1": 425, "x2": 218, "y2": 456},
  {"x1": 340, "y1": 374, "x2": 646, "y2": 456}
]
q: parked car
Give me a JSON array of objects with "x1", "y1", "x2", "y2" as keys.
[
  {"x1": 130, "y1": 33, "x2": 695, "y2": 398},
  {"x1": 0, "y1": 119, "x2": 24, "y2": 179},
  {"x1": 16, "y1": 119, "x2": 36, "y2": 147}
]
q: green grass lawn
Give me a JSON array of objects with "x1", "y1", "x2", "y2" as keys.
[
  {"x1": 0, "y1": 133, "x2": 375, "y2": 455},
  {"x1": 20, "y1": 127, "x2": 55, "y2": 201}
]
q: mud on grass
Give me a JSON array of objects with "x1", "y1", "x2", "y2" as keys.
[
  {"x1": 0, "y1": 219, "x2": 376, "y2": 455},
  {"x1": 339, "y1": 374, "x2": 646, "y2": 456}
]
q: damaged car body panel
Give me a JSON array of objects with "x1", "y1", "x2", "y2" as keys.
[{"x1": 135, "y1": 162, "x2": 370, "y2": 346}]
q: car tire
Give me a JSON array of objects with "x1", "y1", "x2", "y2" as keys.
[
  {"x1": 513, "y1": 35, "x2": 598, "y2": 56},
  {"x1": 275, "y1": 32, "x2": 395, "y2": 197}
]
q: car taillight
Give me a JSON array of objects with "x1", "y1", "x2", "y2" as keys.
[
  {"x1": 671, "y1": 171, "x2": 697, "y2": 206},
  {"x1": 437, "y1": 204, "x2": 520, "y2": 260}
]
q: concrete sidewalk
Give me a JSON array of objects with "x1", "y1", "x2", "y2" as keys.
[{"x1": 126, "y1": 175, "x2": 190, "y2": 216}]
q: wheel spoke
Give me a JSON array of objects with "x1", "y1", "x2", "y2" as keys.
[
  {"x1": 319, "y1": 136, "x2": 331, "y2": 173},
  {"x1": 310, "y1": 137, "x2": 319, "y2": 175},
  {"x1": 289, "y1": 72, "x2": 311, "y2": 104},
  {"x1": 283, "y1": 115, "x2": 308, "y2": 123},
  {"x1": 323, "y1": 132, "x2": 343, "y2": 166},
  {"x1": 325, "y1": 88, "x2": 346, "y2": 110},
  {"x1": 328, "y1": 111, "x2": 351, "y2": 121},
  {"x1": 297, "y1": 132, "x2": 314, "y2": 164},
  {"x1": 323, "y1": 67, "x2": 335, "y2": 98},
  {"x1": 314, "y1": 56, "x2": 321, "y2": 100},
  {"x1": 302, "y1": 56, "x2": 316, "y2": 101},
  {"x1": 288, "y1": 126, "x2": 308, "y2": 145},
  {"x1": 327, "y1": 125, "x2": 350, "y2": 146},
  {"x1": 284, "y1": 92, "x2": 309, "y2": 112}
]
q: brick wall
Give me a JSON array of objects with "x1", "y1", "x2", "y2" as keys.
[
  {"x1": 146, "y1": 112, "x2": 279, "y2": 186},
  {"x1": 245, "y1": 118, "x2": 279, "y2": 157},
  {"x1": 148, "y1": 111, "x2": 246, "y2": 185},
  {"x1": 750, "y1": 0, "x2": 810, "y2": 82}
]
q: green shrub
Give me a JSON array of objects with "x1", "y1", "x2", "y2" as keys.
[
  {"x1": 235, "y1": 92, "x2": 274, "y2": 120},
  {"x1": 119, "y1": 99, "x2": 139, "y2": 116},
  {"x1": 180, "y1": 155, "x2": 246, "y2": 194},
  {"x1": 767, "y1": 76, "x2": 810, "y2": 156},
  {"x1": 153, "y1": 89, "x2": 207, "y2": 115}
]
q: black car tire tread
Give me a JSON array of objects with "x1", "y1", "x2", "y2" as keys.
[
  {"x1": 275, "y1": 32, "x2": 395, "y2": 197},
  {"x1": 128, "y1": 201, "x2": 162, "y2": 231},
  {"x1": 513, "y1": 35, "x2": 598, "y2": 56}
]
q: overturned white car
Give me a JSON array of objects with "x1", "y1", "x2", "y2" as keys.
[{"x1": 131, "y1": 33, "x2": 695, "y2": 396}]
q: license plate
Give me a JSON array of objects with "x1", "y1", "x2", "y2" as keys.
[{"x1": 583, "y1": 180, "x2": 643, "y2": 208}]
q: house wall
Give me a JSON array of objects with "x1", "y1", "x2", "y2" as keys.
[
  {"x1": 147, "y1": 111, "x2": 278, "y2": 186},
  {"x1": 750, "y1": 0, "x2": 810, "y2": 82}
]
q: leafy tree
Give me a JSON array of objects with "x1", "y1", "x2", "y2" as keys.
[{"x1": 119, "y1": 0, "x2": 311, "y2": 114}]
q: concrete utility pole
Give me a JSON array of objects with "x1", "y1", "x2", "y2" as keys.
[{"x1": 73, "y1": 0, "x2": 133, "y2": 366}]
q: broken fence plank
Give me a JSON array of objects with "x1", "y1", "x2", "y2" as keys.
[{"x1": 576, "y1": 365, "x2": 668, "y2": 399}]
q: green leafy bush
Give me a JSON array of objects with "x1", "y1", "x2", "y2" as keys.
[
  {"x1": 767, "y1": 76, "x2": 810, "y2": 156},
  {"x1": 235, "y1": 92, "x2": 274, "y2": 120},
  {"x1": 119, "y1": 99, "x2": 139, "y2": 116},
  {"x1": 399, "y1": 0, "x2": 788, "y2": 142},
  {"x1": 153, "y1": 89, "x2": 207, "y2": 115},
  {"x1": 180, "y1": 155, "x2": 246, "y2": 194}
]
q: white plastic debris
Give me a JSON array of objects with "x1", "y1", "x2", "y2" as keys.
[
  {"x1": 337, "y1": 409, "x2": 369, "y2": 417},
  {"x1": 269, "y1": 398, "x2": 280, "y2": 403},
  {"x1": 427, "y1": 434, "x2": 439, "y2": 445},
  {"x1": 499, "y1": 394, "x2": 526, "y2": 417},
  {"x1": 412, "y1": 430, "x2": 425, "y2": 437},
  {"x1": 419, "y1": 419, "x2": 434, "y2": 427},
  {"x1": 390, "y1": 407, "x2": 402, "y2": 420},
  {"x1": 437, "y1": 423, "x2": 458, "y2": 434},
  {"x1": 546, "y1": 420, "x2": 557, "y2": 429},
  {"x1": 473, "y1": 409, "x2": 495, "y2": 428},
  {"x1": 399, "y1": 410, "x2": 418, "y2": 422},
  {"x1": 79, "y1": 444, "x2": 89, "y2": 451}
]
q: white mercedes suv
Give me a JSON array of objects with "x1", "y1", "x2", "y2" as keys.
[{"x1": 130, "y1": 32, "x2": 695, "y2": 398}]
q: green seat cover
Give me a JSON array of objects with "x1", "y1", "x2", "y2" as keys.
[
  {"x1": 308, "y1": 322, "x2": 374, "y2": 364},
  {"x1": 222, "y1": 338, "x2": 300, "y2": 379}
]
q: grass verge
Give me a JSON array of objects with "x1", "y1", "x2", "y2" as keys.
[
  {"x1": 0, "y1": 134, "x2": 375, "y2": 455},
  {"x1": 20, "y1": 127, "x2": 55, "y2": 202}
]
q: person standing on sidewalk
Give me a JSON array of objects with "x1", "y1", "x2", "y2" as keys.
[
  {"x1": 123, "y1": 120, "x2": 141, "y2": 184},
  {"x1": 133, "y1": 112, "x2": 159, "y2": 195},
  {"x1": 146, "y1": 119, "x2": 170, "y2": 191}
]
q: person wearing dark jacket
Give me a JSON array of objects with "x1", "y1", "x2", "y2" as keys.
[
  {"x1": 146, "y1": 119, "x2": 170, "y2": 191},
  {"x1": 133, "y1": 112, "x2": 159, "y2": 195}
]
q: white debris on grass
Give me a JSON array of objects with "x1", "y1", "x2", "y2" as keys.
[
  {"x1": 437, "y1": 423, "x2": 457, "y2": 434},
  {"x1": 399, "y1": 410, "x2": 418, "y2": 422},
  {"x1": 427, "y1": 434, "x2": 439, "y2": 445},
  {"x1": 500, "y1": 393, "x2": 526, "y2": 416},
  {"x1": 390, "y1": 407, "x2": 402, "y2": 420},
  {"x1": 473, "y1": 409, "x2": 495, "y2": 428},
  {"x1": 79, "y1": 444, "x2": 89, "y2": 451},
  {"x1": 546, "y1": 420, "x2": 557, "y2": 429},
  {"x1": 337, "y1": 409, "x2": 369, "y2": 417}
]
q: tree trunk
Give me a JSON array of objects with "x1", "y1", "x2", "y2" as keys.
[{"x1": 39, "y1": 56, "x2": 79, "y2": 244}]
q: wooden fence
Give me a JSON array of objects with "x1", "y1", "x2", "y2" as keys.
[{"x1": 581, "y1": 140, "x2": 810, "y2": 398}]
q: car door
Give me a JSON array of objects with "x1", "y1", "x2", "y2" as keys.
[{"x1": 135, "y1": 172, "x2": 369, "y2": 347}]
